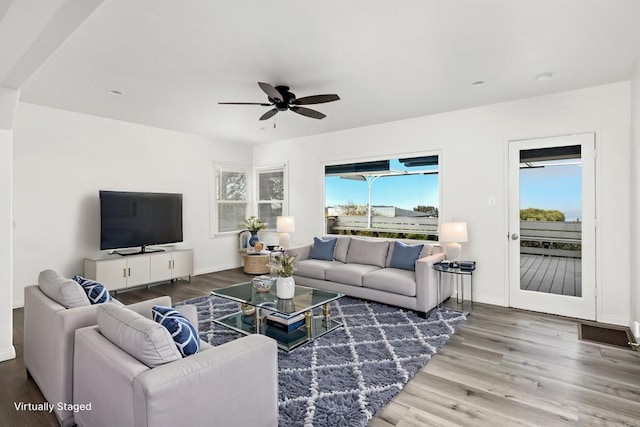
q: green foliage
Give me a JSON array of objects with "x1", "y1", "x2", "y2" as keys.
[
  {"x1": 330, "y1": 230, "x2": 433, "y2": 241},
  {"x1": 520, "y1": 208, "x2": 565, "y2": 222},
  {"x1": 241, "y1": 216, "x2": 267, "y2": 232},
  {"x1": 268, "y1": 253, "x2": 297, "y2": 277},
  {"x1": 413, "y1": 205, "x2": 439, "y2": 217}
]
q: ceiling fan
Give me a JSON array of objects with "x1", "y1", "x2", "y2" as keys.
[{"x1": 219, "y1": 82, "x2": 340, "y2": 121}]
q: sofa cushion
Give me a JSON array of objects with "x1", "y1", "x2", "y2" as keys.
[
  {"x1": 325, "y1": 263, "x2": 381, "y2": 287},
  {"x1": 333, "y1": 236, "x2": 351, "y2": 263},
  {"x1": 97, "y1": 304, "x2": 182, "y2": 368},
  {"x1": 310, "y1": 237, "x2": 338, "y2": 261},
  {"x1": 38, "y1": 269, "x2": 91, "y2": 308},
  {"x1": 386, "y1": 242, "x2": 435, "y2": 267},
  {"x1": 389, "y1": 241, "x2": 424, "y2": 271},
  {"x1": 152, "y1": 305, "x2": 200, "y2": 356},
  {"x1": 295, "y1": 259, "x2": 343, "y2": 280},
  {"x1": 346, "y1": 239, "x2": 389, "y2": 268},
  {"x1": 363, "y1": 268, "x2": 417, "y2": 297},
  {"x1": 72, "y1": 275, "x2": 112, "y2": 304}
]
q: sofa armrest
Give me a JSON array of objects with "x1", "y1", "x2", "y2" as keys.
[
  {"x1": 73, "y1": 326, "x2": 152, "y2": 427},
  {"x1": 24, "y1": 285, "x2": 102, "y2": 425},
  {"x1": 415, "y1": 252, "x2": 446, "y2": 313},
  {"x1": 286, "y1": 244, "x2": 312, "y2": 261},
  {"x1": 132, "y1": 334, "x2": 277, "y2": 427},
  {"x1": 126, "y1": 296, "x2": 172, "y2": 319}
]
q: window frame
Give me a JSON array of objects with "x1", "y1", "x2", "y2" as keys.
[
  {"x1": 211, "y1": 163, "x2": 252, "y2": 236},
  {"x1": 255, "y1": 164, "x2": 288, "y2": 231},
  {"x1": 322, "y1": 152, "x2": 441, "y2": 240}
]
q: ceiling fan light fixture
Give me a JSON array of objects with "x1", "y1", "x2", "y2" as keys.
[{"x1": 220, "y1": 82, "x2": 340, "y2": 122}]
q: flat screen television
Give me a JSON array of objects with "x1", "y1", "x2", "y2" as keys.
[{"x1": 100, "y1": 190, "x2": 183, "y2": 254}]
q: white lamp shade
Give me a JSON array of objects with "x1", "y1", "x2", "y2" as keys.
[
  {"x1": 439, "y1": 222, "x2": 468, "y2": 243},
  {"x1": 276, "y1": 216, "x2": 295, "y2": 233}
]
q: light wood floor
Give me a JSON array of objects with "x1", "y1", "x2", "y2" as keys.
[
  {"x1": 2, "y1": 268, "x2": 638, "y2": 426},
  {"x1": 520, "y1": 254, "x2": 582, "y2": 297}
]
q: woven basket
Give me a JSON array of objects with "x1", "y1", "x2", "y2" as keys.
[{"x1": 243, "y1": 254, "x2": 270, "y2": 274}]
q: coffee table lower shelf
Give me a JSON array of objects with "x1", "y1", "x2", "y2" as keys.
[{"x1": 213, "y1": 312, "x2": 343, "y2": 352}]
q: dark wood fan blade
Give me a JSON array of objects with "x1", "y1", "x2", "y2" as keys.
[
  {"x1": 259, "y1": 108, "x2": 278, "y2": 121},
  {"x1": 258, "y1": 82, "x2": 283, "y2": 102},
  {"x1": 292, "y1": 94, "x2": 340, "y2": 105},
  {"x1": 219, "y1": 102, "x2": 272, "y2": 106},
  {"x1": 290, "y1": 106, "x2": 326, "y2": 119}
]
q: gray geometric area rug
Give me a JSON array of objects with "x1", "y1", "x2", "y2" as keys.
[{"x1": 176, "y1": 295, "x2": 466, "y2": 427}]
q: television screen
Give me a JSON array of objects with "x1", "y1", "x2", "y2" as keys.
[{"x1": 99, "y1": 191, "x2": 183, "y2": 251}]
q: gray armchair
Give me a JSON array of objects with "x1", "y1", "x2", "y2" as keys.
[
  {"x1": 72, "y1": 305, "x2": 278, "y2": 427},
  {"x1": 24, "y1": 276, "x2": 172, "y2": 426}
]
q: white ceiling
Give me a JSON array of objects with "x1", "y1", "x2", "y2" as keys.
[{"x1": 8, "y1": 0, "x2": 640, "y2": 144}]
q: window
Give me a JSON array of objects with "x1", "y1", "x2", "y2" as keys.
[
  {"x1": 256, "y1": 165, "x2": 287, "y2": 230},
  {"x1": 213, "y1": 165, "x2": 249, "y2": 234},
  {"x1": 324, "y1": 155, "x2": 439, "y2": 240}
]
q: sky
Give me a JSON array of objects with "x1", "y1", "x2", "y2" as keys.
[
  {"x1": 325, "y1": 159, "x2": 439, "y2": 211},
  {"x1": 520, "y1": 161, "x2": 582, "y2": 221},
  {"x1": 325, "y1": 158, "x2": 582, "y2": 221}
]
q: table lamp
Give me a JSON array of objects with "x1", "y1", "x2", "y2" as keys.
[
  {"x1": 439, "y1": 222, "x2": 468, "y2": 263},
  {"x1": 276, "y1": 216, "x2": 295, "y2": 248}
]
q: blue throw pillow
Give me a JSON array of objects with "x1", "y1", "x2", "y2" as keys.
[
  {"x1": 389, "y1": 241, "x2": 424, "y2": 271},
  {"x1": 309, "y1": 237, "x2": 338, "y2": 261},
  {"x1": 72, "y1": 275, "x2": 111, "y2": 304},
  {"x1": 152, "y1": 305, "x2": 200, "y2": 357}
]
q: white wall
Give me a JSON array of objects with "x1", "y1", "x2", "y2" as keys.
[
  {"x1": 12, "y1": 103, "x2": 252, "y2": 307},
  {"x1": 0, "y1": 129, "x2": 15, "y2": 362},
  {"x1": 0, "y1": 87, "x2": 19, "y2": 362},
  {"x1": 255, "y1": 82, "x2": 631, "y2": 325},
  {"x1": 630, "y1": 61, "x2": 640, "y2": 337}
]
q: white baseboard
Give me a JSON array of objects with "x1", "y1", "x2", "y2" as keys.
[
  {"x1": 458, "y1": 291, "x2": 506, "y2": 307},
  {"x1": 194, "y1": 263, "x2": 242, "y2": 276},
  {"x1": 597, "y1": 313, "x2": 630, "y2": 327},
  {"x1": 0, "y1": 345, "x2": 16, "y2": 362}
]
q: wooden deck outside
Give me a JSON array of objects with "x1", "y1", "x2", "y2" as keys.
[{"x1": 520, "y1": 254, "x2": 582, "y2": 297}]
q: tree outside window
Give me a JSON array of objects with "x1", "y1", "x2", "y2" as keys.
[
  {"x1": 257, "y1": 166, "x2": 286, "y2": 229},
  {"x1": 215, "y1": 166, "x2": 249, "y2": 233}
]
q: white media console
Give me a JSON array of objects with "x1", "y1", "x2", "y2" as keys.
[{"x1": 84, "y1": 249, "x2": 194, "y2": 293}]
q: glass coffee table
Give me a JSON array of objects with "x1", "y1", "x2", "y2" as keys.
[{"x1": 210, "y1": 282, "x2": 344, "y2": 352}]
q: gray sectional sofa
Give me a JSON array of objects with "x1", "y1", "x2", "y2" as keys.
[{"x1": 287, "y1": 236, "x2": 453, "y2": 317}]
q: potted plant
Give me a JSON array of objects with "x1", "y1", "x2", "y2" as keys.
[
  {"x1": 268, "y1": 253, "x2": 297, "y2": 299},
  {"x1": 241, "y1": 216, "x2": 267, "y2": 247}
]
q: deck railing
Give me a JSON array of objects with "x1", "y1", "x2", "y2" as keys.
[
  {"x1": 327, "y1": 215, "x2": 439, "y2": 239},
  {"x1": 519, "y1": 220, "x2": 581, "y2": 258},
  {"x1": 327, "y1": 216, "x2": 582, "y2": 258}
]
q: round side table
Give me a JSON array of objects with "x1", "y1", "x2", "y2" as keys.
[{"x1": 243, "y1": 253, "x2": 270, "y2": 274}]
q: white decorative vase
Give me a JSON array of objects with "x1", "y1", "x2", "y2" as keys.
[{"x1": 276, "y1": 276, "x2": 295, "y2": 299}]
